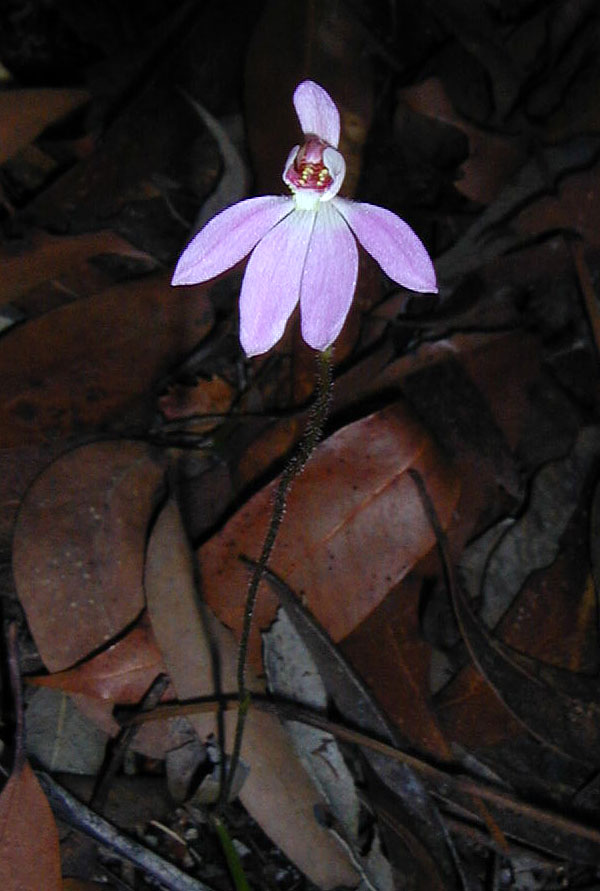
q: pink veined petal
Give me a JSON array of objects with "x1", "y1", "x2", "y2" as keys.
[
  {"x1": 333, "y1": 199, "x2": 438, "y2": 293},
  {"x1": 300, "y1": 202, "x2": 358, "y2": 351},
  {"x1": 239, "y1": 209, "x2": 316, "y2": 357},
  {"x1": 171, "y1": 196, "x2": 293, "y2": 285},
  {"x1": 293, "y1": 81, "x2": 340, "y2": 148}
]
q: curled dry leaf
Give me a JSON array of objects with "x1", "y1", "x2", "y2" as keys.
[
  {"x1": 13, "y1": 441, "x2": 165, "y2": 671},
  {"x1": 145, "y1": 498, "x2": 359, "y2": 890},
  {"x1": 0, "y1": 762, "x2": 61, "y2": 890},
  {"x1": 199, "y1": 402, "x2": 461, "y2": 670}
]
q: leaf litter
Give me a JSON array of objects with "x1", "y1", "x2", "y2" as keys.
[{"x1": 2, "y1": 1, "x2": 600, "y2": 889}]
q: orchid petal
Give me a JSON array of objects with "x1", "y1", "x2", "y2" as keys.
[
  {"x1": 333, "y1": 199, "x2": 438, "y2": 293},
  {"x1": 240, "y1": 210, "x2": 316, "y2": 357},
  {"x1": 171, "y1": 196, "x2": 293, "y2": 285},
  {"x1": 300, "y1": 203, "x2": 358, "y2": 351},
  {"x1": 320, "y1": 147, "x2": 346, "y2": 200},
  {"x1": 293, "y1": 81, "x2": 340, "y2": 147}
]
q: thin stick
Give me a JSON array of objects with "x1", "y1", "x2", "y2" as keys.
[
  {"x1": 220, "y1": 349, "x2": 333, "y2": 806},
  {"x1": 6, "y1": 623, "x2": 25, "y2": 773},
  {"x1": 91, "y1": 673, "x2": 170, "y2": 814},
  {"x1": 36, "y1": 772, "x2": 215, "y2": 891},
  {"x1": 121, "y1": 692, "x2": 600, "y2": 864}
]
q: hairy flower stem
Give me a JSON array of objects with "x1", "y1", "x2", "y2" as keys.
[{"x1": 220, "y1": 348, "x2": 333, "y2": 808}]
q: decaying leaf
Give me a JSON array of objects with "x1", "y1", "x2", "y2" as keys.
[
  {"x1": 28, "y1": 611, "x2": 168, "y2": 704},
  {"x1": 0, "y1": 762, "x2": 62, "y2": 890},
  {"x1": 0, "y1": 88, "x2": 89, "y2": 166},
  {"x1": 145, "y1": 498, "x2": 359, "y2": 890},
  {"x1": 13, "y1": 441, "x2": 165, "y2": 670},
  {"x1": 0, "y1": 273, "x2": 214, "y2": 447},
  {"x1": 26, "y1": 688, "x2": 109, "y2": 775},
  {"x1": 200, "y1": 402, "x2": 461, "y2": 669},
  {"x1": 262, "y1": 566, "x2": 466, "y2": 890},
  {"x1": 0, "y1": 229, "x2": 155, "y2": 307}
]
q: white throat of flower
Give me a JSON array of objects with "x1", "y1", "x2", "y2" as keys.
[{"x1": 283, "y1": 135, "x2": 346, "y2": 212}]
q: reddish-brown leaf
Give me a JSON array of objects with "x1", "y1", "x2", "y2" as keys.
[
  {"x1": 199, "y1": 402, "x2": 461, "y2": 670},
  {"x1": 342, "y1": 573, "x2": 453, "y2": 761},
  {"x1": 13, "y1": 441, "x2": 165, "y2": 671},
  {"x1": 0, "y1": 229, "x2": 154, "y2": 306},
  {"x1": 0, "y1": 88, "x2": 89, "y2": 166},
  {"x1": 28, "y1": 611, "x2": 169, "y2": 703},
  {"x1": 0, "y1": 762, "x2": 61, "y2": 890},
  {"x1": 0, "y1": 273, "x2": 213, "y2": 447}
]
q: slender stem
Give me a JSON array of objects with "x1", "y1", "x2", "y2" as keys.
[{"x1": 220, "y1": 349, "x2": 333, "y2": 807}]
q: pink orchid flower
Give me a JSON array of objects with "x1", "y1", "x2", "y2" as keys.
[{"x1": 172, "y1": 80, "x2": 437, "y2": 357}]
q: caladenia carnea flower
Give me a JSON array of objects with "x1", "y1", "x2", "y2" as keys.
[{"x1": 172, "y1": 80, "x2": 437, "y2": 357}]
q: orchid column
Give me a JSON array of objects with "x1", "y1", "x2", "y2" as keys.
[{"x1": 172, "y1": 79, "x2": 437, "y2": 802}]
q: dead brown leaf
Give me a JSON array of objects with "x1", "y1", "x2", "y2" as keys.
[
  {"x1": 199, "y1": 402, "x2": 461, "y2": 670},
  {"x1": 342, "y1": 573, "x2": 453, "y2": 761},
  {"x1": 0, "y1": 762, "x2": 61, "y2": 890},
  {"x1": 0, "y1": 229, "x2": 154, "y2": 306},
  {"x1": 0, "y1": 273, "x2": 214, "y2": 447},
  {"x1": 13, "y1": 441, "x2": 165, "y2": 671},
  {"x1": 0, "y1": 88, "x2": 89, "y2": 166},
  {"x1": 28, "y1": 611, "x2": 170, "y2": 703}
]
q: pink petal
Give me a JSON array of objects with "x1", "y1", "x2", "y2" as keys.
[
  {"x1": 293, "y1": 81, "x2": 340, "y2": 148},
  {"x1": 240, "y1": 210, "x2": 316, "y2": 357},
  {"x1": 333, "y1": 199, "x2": 437, "y2": 293},
  {"x1": 172, "y1": 196, "x2": 293, "y2": 285},
  {"x1": 300, "y1": 203, "x2": 358, "y2": 351}
]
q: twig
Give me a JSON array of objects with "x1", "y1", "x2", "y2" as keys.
[
  {"x1": 571, "y1": 239, "x2": 600, "y2": 358},
  {"x1": 119, "y1": 690, "x2": 600, "y2": 864},
  {"x1": 36, "y1": 771, "x2": 216, "y2": 891},
  {"x1": 5, "y1": 622, "x2": 25, "y2": 773},
  {"x1": 220, "y1": 349, "x2": 333, "y2": 806},
  {"x1": 91, "y1": 672, "x2": 170, "y2": 814}
]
